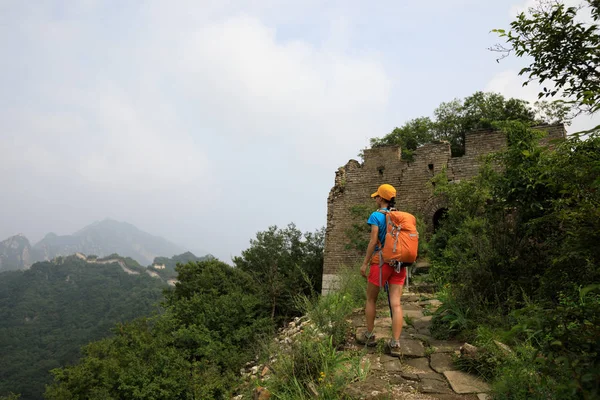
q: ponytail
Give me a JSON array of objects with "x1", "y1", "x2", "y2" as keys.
[{"x1": 388, "y1": 197, "x2": 396, "y2": 209}]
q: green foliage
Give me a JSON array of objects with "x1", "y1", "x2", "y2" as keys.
[
  {"x1": 151, "y1": 252, "x2": 213, "y2": 279},
  {"x1": 370, "y1": 91, "x2": 538, "y2": 157},
  {"x1": 493, "y1": 0, "x2": 600, "y2": 115},
  {"x1": 233, "y1": 224, "x2": 324, "y2": 323},
  {"x1": 429, "y1": 121, "x2": 600, "y2": 398},
  {"x1": 414, "y1": 213, "x2": 429, "y2": 257},
  {"x1": 430, "y1": 286, "x2": 476, "y2": 340},
  {"x1": 453, "y1": 326, "x2": 513, "y2": 381},
  {"x1": 0, "y1": 258, "x2": 166, "y2": 399},
  {"x1": 344, "y1": 204, "x2": 376, "y2": 253},
  {"x1": 533, "y1": 100, "x2": 575, "y2": 126},
  {"x1": 267, "y1": 287, "x2": 369, "y2": 399},
  {"x1": 45, "y1": 317, "x2": 192, "y2": 400},
  {"x1": 0, "y1": 394, "x2": 21, "y2": 400},
  {"x1": 333, "y1": 262, "x2": 369, "y2": 308},
  {"x1": 500, "y1": 286, "x2": 600, "y2": 399},
  {"x1": 165, "y1": 260, "x2": 274, "y2": 369},
  {"x1": 298, "y1": 292, "x2": 354, "y2": 348},
  {"x1": 492, "y1": 346, "x2": 558, "y2": 400},
  {"x1": 46, "y1": 259, "x2": 276, "y2": 399},
  {"x1": 261, "y1": 264, "x2": 369, "y2": 398},
  {"x1": 370, "y1": 117, "x2": 434, "y2": 160},
  {"x1": 268, "y1": 333, "x2": 364, "y2": 399},
  {"x1": 23, "y1": 221, "x2": 327, "y2": 399}
]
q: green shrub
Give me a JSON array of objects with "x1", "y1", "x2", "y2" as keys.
[
  {"x1": 297, "y1": 292, "x2": 353, "y2": 348},
  {"x1": 0, "y1": 394, "x2": 21, "y2": 400},
  {"x1": 336, "y1": 263, "x2": 369, "y2": 307},
  {"x1": 267, "y1": 329, "x2": 368, "y2": 399},
  {"x1": 501, "y1": 286, "x2": 600, "y2": 399},
  {"x1": 492, "y1": 343, "x2": 558, "y2": 400},
  {"x1": 430, "y1": 286, "x2": 476, "y2": 340},
  {"x1": 427, "y1": 124, "x2": 600, "y2": 397},
  {"x1": 454, "y1": 326, "x2": 513, "y2": 380},
  {"x1": 265, "y1": 264, "x2": 372, "y2": 399},
  {"x1": 345, "y1": 204, "x2": 376, "y2": 253}
]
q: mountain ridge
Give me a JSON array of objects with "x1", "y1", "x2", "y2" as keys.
[
  {"x1": 1, "y1": 219, "x2": 195, "y2": 270},
  {"x1": 0, "y1": 234, "x2": 33, "y2": 272}
]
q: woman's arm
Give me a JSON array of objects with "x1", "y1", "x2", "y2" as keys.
[{"x1": 360, "y1": 225, "x2": 379, "y2": 278}]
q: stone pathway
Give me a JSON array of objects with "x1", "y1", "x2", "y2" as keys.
[
  {"x1": 343, "y1": 287, "x2": 491, "y2": 400},
  {"x1": 242, "y1": 263, "x2": 492, "y2": 400}
]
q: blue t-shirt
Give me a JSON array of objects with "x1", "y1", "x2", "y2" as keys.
[{"x1": 367, "y1": 208, "x2": 388, "y2": 249}]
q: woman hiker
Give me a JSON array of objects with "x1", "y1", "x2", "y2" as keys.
[{"x1": 356, "y1": 183, "x2": 404, "y2": 355}]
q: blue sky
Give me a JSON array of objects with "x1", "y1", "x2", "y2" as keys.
[{"x1": 1, "y1": 0, "x2": 596, "y2": 261}]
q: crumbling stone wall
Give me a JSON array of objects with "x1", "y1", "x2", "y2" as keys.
[{"x1": 322, "y1": 124, "x2": 566, "y2": 293}]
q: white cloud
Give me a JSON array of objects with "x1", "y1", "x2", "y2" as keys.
[
  {"x1": 171, "y1": 14, "x2": 390, "y2": 165},
  {"x1": 485, "y1": 69, "x2": 540, "y2": 101},
  {"x1": 0, "y1": 1, "x2": 396, "y2": 260},
  {"x1": 2, "y1": 3, "x2": 393, "y2": 189},
  {"x1": 1, "y1": 85, "x2": 211, "y2": 193}
]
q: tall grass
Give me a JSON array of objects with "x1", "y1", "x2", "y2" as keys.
[{"x1": 263, "y1": 264, "x2": 370, "y2": 399}]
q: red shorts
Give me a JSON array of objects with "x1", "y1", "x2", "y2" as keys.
[{"x1": 368, "y1": 263, "x2": 407, "y2": 287}]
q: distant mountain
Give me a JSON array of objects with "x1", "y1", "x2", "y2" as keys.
[
  {"x1": 0, "y1": 234, "x2": 33, "y2": 272},
  {"x1": 32, "y1": 219, "x2": 186, "y2": 266}
]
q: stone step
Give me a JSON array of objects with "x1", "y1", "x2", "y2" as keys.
[{"x1": 443, "y1": 371, "x2": 491, "y2": 394}]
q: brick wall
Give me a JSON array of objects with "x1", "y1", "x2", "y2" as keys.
[{"x1": 322, "y1": 124, "x2": 566, "y2": 293}]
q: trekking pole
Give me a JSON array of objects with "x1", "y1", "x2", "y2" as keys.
[{"x1": 385, "y1": 281, "x2": 393, "y2": 318}]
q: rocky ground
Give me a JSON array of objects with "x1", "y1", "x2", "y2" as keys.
[
  {"x1": 343, "y1": 286, "x2": 491, "y2": 400},
  {"x1": 242, "y1": 264, "x2": 493, "y2": 400}
]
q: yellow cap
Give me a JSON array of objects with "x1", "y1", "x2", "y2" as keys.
[{"x1": 371, "y1": 184, "x2": 396, "y2": 201}]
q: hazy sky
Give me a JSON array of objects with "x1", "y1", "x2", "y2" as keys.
[{"x1": 1, "y1": 0, "x2": 597, "y2": 261}]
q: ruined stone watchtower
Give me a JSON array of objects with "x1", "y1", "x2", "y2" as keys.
[{"x1": 322, "y1": 124, "x2": 566, "y2": 294}]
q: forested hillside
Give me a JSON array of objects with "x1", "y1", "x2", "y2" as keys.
[
  {"x1": 42, "y1": 225, "x2": 324, "y2": 399},
  {"x1": 0, "y1": 257, "x2": 167, "y2": 399}
]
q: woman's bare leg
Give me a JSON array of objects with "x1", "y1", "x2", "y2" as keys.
[
  {"x1": 365, "y1": 282, "x2": 380, "y2": 333},
  {"x1": 388, "y1": 283, "x2": 404, "y2": 341}
]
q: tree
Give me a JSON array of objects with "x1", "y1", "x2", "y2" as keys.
[
  {"x1": 493, "y1": 0, "x2": 600, "y2": 116},
  {"x1": 533, "y1": 100, "x2": 575, "y2": 125},
  {"x1": 370, "y1": 92, "x2": 537, "y2": 157},
  {"x1": 45, "y1": 259, "x2": 275, "y2": 399},
  {"x1": 0, "y1": 258, "x2": 166, "y2": 399},
  {"x1": 370, "y1": 117, "x2": 435, "y2": 160},
  {"x1": 233, "y1": 224, "x2": 324, "y2": 322},
  {"x1": 432, "y1": 99, "x2": 464, "y2": 144},
  {"x1": 429, "y1": 122, "x2": 600, "y2": 397}
]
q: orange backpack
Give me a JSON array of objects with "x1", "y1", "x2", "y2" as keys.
[{"x1": 372, "y1": 209, "x2": 419, "y2": 285}]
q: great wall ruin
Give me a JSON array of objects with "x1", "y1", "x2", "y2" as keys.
[{"x1": 322, "y1": 124, "x2": 566, "y2": 293}]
